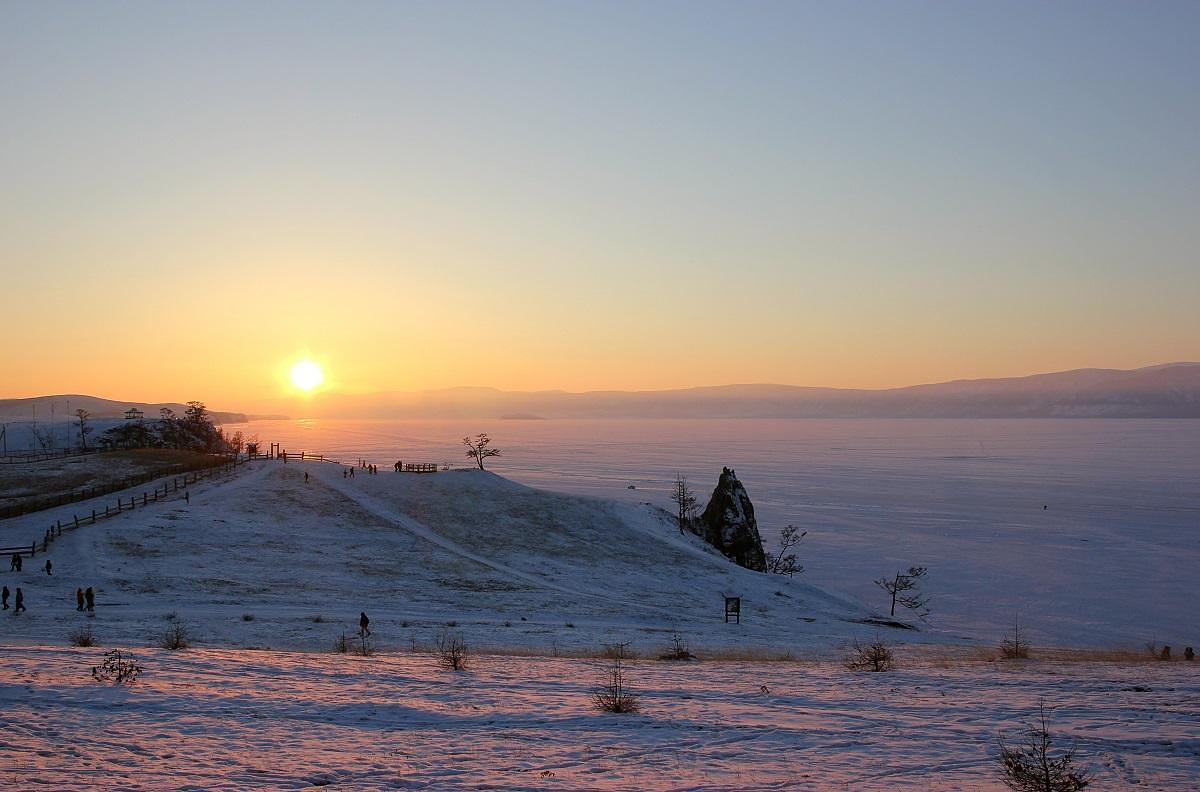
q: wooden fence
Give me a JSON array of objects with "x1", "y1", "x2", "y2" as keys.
[
  {"x1": 1, "y1": 448, "x2": 101, "y2": 465},
  {"x1": 0, "y1": 454, "x2": 235, "y2": 521},
  {"x1": 1, "y1": 457, "x2": 245, "y2": 558}
]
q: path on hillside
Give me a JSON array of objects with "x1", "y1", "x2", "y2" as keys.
[{"x1": 320, "y1": 466, "x2": 694, "y2": 621}]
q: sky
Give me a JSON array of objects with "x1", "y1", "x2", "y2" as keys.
[{"x1": 2, "y1": 1, "x2": 1198, "y2": 408}]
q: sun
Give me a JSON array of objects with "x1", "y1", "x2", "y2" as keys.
[{"x1": 290, "y1": 360, "x2": 324, "y2": 392}]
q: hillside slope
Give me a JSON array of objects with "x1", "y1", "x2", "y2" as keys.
[{"x1": 0, "y1": 461, "x2": 880, "y2": 654}]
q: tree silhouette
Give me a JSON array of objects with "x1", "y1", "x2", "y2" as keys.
[{"x1": 463, "y1": 433, "x2": 501, "y2": 470}]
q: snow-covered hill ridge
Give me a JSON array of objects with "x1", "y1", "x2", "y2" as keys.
[{"x1": 0, "y1": 461, "x2": 885, "y2": 654}]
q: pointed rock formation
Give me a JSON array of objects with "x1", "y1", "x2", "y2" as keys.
[{"x1": 697, "y1": 467, "x2": 767, "y2": 571}]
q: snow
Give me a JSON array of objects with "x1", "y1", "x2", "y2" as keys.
[
  {"x1": 0, "y1": 447, "x2": 1197, "y2": 787},
  {"x1": 1, "y1": 646, "x2": 1196, "y2": 789},
  {"x1": 0, "y1": 461, "x2": 873, "y2": 654},
  {"x1": 219, "y1": 417, "x2": 1200, "y2": 649}
]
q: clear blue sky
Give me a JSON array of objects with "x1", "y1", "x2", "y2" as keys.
[{"x1": 2, "y1": 1, "x2": 1198, "y2": 403}]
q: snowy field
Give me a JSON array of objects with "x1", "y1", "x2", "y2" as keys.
[
  {"x1": 0, "y1": 444, "x2": 1197, "y2": 788},
  {"x1": 1, "y1": 646, "x2": 1197, "y2": 790}
]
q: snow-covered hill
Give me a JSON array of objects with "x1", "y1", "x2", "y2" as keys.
[{"x1": 0, "y1": 460, "x2": 887, "y2": 655}]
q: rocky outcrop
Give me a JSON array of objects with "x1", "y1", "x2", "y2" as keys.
[{"x1": 696, "y1": 467, "x2": 767, "y2": 571}]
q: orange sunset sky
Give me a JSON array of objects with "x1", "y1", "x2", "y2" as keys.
[{"x1": 3, "y1": 4, "x2": 1198, "y2": 409}]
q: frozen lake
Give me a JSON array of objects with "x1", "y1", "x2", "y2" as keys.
[{"x1": 221, "y1": 418, "x2": 1200, "y2": 648}]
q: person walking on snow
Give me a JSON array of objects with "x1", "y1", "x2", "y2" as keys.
[
  {"x1": 85, "y1": 587, "x2": 95, "y2": 612},
  {"x1": 1, "y1": 585, "x2": 9, "y2": 610},
  {"x1": 44, "y1": 559, "x2": 52, "y2": 575},
  {"x1": 304, "y1": 471, "x2": 310, "y2": 484},
  {"x1": 14, "y1": 588, "x2": 26, "y2": 613},
  {"x1": 9, "y1": 553, "x2": 17, "y2": 571},
  {"x1": 359, "y1": 612, "x2": 371, "y2": 637},
  {"x1": 185, "y1": 490, "x2": 190, "y2": 504},
  {"x1": 76, "y1": 588, "x2": 85, "y2": 611}
]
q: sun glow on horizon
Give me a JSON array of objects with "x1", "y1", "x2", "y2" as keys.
[{"x1": 290, "y1": 360, "x2": 325, "y2": 393}]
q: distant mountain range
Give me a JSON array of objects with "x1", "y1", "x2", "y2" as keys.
[
  {"x1": 0, "y1": 395, "x2": 253, "y2": 425},
  {"x1": 6, "y1": 363, "x2": 1200, "y2": 422},
  {"x1": 275, "y1": 362, "x2": 1200, "y2": 419}
]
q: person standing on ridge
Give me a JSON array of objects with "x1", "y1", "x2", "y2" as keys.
[{"x1": 359, "y1": 612, "x2": 371, "y2": 637}]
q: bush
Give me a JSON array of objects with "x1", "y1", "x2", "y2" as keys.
[
  {"x1": 69, "y1": 624, "x2": 98, "y2": 647},
  {"x1": 158, "y1": 623, "x2": 190, "y2": 650},
  {"x1": 592, "y1": 654, "x2": 639, "y2": 713},
  {"x1": 436, "y1": 629, "x2": 469, "y2": 671},
  {"x1": 333, "y1": 631, "x2": 350, "y2": 654},
  {"x1": 997, "y1": 702, "x2": 1091, "y2": 791},
  {"x1": 92, "y1": 650, "x2": 143, "y2": 685},
  {"x1": 241, "y1": 613, "x2": 255, "y2": 622},
  {"x1": 602, "y1": 641, "x2": 637, "y2": 660},
  {"x1": 1000, "y1": 615, "x2": 1031, "y2": 660},
  {"x1": 658, "y1": 633, "x2": 697, "y2": 661},
  {"x1": 844, "y1": 638, "x2": 895, "y2": 672}
]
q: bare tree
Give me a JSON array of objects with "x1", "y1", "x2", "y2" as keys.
[
  {"x1": 463, "y1": 433, "x2": 501, "y2": 470},
  {"x1": 874, "y1": 566, "x2": 930, "y2": 620},
  {"x1": 998, "y1": 701, "x2": 1091, "y2": 791},
  {"x1": 74, "y1": 408, "x2": 93, "y2": 450},
  {"x1": 669, "y1": 474, "x2": 698, "y2": 534},
  {"x1": 765, "y1": 525, "x2": 807, "y2": 576},
  {"x1": 1001, "y1": 614, "x2": 1031, "y2": 659}
]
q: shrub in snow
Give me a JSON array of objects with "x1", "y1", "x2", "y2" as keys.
[
  {"x1": 658, "y1": 633, "x2": 697, "y2": 661},
  {"x1": 333, "y1": 631, "x2": 350, "y2": 654},
  {"x1": 69, "y1": 624, "x2": 98, "y2": 647},
  {"x1": 844, "y1": 638, "x2": 895, "y2": 672},
  {"x1": 592, "y1": 654, "x2": 639, "y2": 714},
  {"x1": 436, "y1": 629, "x2": 469, "y2": 671},
  {"x1": 602, "y1": 641, "x2": 637, "y2": 660},
  {"x1": 1000, "y1": 615, "x2": 1031, "y2": 660},
  {"x1": 92, "y1": 650, "x2": 143, "y2": 685},
  {"x1": 241, "y1": 613, "x2": 255, "y2": 622},
  {"x1": 997, "y1": 702, "x2": 1091, "y2": 791},
  {"x1": 158, "y1": 623, "x2": 190, "y2": 650}
]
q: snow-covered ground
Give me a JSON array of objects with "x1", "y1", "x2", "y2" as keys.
[
  {"x1": 0, "y1": 460, "x2": 877, "y2": 654},
  {"x1": 1, "y1": 455, "x2": 1197, "y2": 788},
  {"x1": 1, "y1": 646, "x2": 1196, "y2": 789}
]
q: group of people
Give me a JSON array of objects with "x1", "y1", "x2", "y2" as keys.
[
  {"x1": 2, "y1": 585, "x2": 25, "y2": 613},
  {"x1": 5, "y1": 552, "x2": 96, "y2": 615},
  {"x1": 7, "y1": 554, "x2": 52, "y2": 575},
  {"x1": 343, "y1": 463, "x2": 381, "y2": 477}
]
